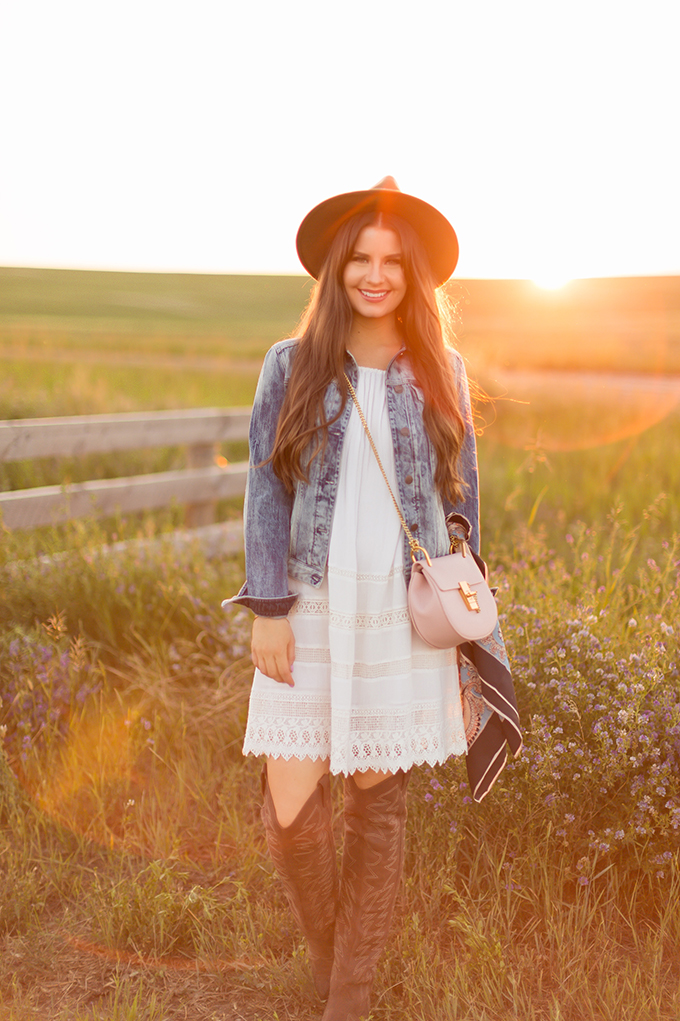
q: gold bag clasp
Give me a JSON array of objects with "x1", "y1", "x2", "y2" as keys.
[
  {"x1": 449, "y1": 535, "x2": 468, "y2": 556},
  {"x1": 459, "y1": 580, "x2": 480, "y2": 613}
]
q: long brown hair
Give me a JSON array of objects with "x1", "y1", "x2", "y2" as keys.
[{"x1": 270, "y1": 211, "x2": 467, "y2": 503}]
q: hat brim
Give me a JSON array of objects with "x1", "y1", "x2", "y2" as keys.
[{"x1": 296, "y1": 187, "x2": 459, "y2": 287}]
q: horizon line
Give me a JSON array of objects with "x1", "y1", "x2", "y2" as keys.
[{"x1": 1, "y1": 263, "x2": 679, "y2": 283}]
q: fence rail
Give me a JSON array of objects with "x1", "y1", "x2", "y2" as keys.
[{"x1": 0, "y1": 408, "x2": 251, "y2": 530}]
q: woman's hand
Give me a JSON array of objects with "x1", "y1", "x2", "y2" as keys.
[{"x1": 251, "y1": 616, "x2": 296, "y2": 686}]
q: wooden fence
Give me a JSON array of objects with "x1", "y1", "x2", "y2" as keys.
[{"x1": 0, "y1": 408, "x2": 251, "y2": 531}]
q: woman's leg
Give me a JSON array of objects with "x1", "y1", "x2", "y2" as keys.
[
  {"x1": 266, "y1": 754, "x2": 331, "y2": 827},
  {"x1": 351, "y1": 767, "x2": 392, "y2": 790},
  {"x1": 323, "y1": 767, "x2": 411, "y2": 1021},
  {"x1": 261, "y1": 755, "x2": 337, "y2": 1000}
]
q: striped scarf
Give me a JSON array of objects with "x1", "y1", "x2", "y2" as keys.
[{"x1": 459, "y1": 621, "x2": 523, "y2": 802}]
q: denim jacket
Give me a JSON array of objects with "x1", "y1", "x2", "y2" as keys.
[{"x1": 225, "y1": 338, "x2": 479, "y2": 618}]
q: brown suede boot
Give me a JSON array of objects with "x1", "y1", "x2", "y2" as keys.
[
  {"x1": 322, "y1": 769, "x2": 411, "y2": 1021},
  {"x1": 261, "y1": 768, "x2": 338, "y2": 1000}
]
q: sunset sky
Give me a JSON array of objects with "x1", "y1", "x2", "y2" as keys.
[{"x1": 1, "y1": 0, "x2": 678, "y2": 283}]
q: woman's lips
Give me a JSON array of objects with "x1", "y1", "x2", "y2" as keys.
[{"x1": 358, "y1": 290, "x2": 388, "y2": 301}]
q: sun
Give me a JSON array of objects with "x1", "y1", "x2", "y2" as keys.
[{"x1": 532, "y1": 274, "x2": 572, "y2": 290}]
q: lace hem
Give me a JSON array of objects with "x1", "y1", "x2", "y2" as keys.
[
  {"x1": 243, "y1": 733, "x2": 467, "y2": 775},
  {"x1": 242, "y1": 694, "x2": 467, "y2": 774}
]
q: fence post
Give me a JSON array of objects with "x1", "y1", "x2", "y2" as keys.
[{"x1": 185, "y1": 442, "x2": 218, "y2": 527}]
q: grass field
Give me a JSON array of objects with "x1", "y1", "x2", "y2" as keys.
[
  {"x1": 1, "y1": 267, "x2": 679, "y2": 374},
  {"x1": 2, "y1": 268, "x2": 680, "y2": 549},
  {"x1": 0, "y1": 267, "x2": 315, "y2": 359},
  {"x1": 1, "y1": 268, "x2": 680, "y2": 1020}
]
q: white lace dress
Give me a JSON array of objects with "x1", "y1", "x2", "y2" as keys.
[{"x1": 242, "y1": 366, "x2": 467, "y2": 775}]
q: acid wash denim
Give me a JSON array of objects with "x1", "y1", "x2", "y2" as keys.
[{"x1": 224, "y1": 339, "x2": 479, "y2": 618}]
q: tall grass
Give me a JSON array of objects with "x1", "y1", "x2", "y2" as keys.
[
  {"x1": 1, "y1": 498, "x2": 678, "y2": 1018},
  {"x1": 0, "y1": 355, "x2": 259, "y2": 421},
  {"x1": 3, "y1": 336, "x2": 680, "y2": 561}
]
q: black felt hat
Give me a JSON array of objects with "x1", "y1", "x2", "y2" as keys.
[{"x1": 295, "y1": 176, "x2": 459, "y2": 286}]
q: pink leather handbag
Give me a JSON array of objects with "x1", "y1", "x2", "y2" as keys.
[
  {"x1": 407, "y1": 538, "x2": 498, "y2": 648},
  {"x1": 344, "y1": 373, "x2": 498, "y2": 650}
]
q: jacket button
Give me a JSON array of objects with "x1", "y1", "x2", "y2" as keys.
[
  {"x1": 410, "y1": 523, "x2": 418, "y2": 532},
  {"x1": 405, "y1": 475, "x2": 413, "y2": 484},
  {"x1": 399, "y1": 427, "x2": 409, "y2": 437},
  {"x1": 311, "y1": 574, "x2": 321, "y2": 584},
  {"x1": 394, "y1": 385, "x2": 404, "y2": 394}
]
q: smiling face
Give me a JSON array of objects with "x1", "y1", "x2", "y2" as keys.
[{"x1": 342, "y1": 223, "x2": 407, "y2": 321}]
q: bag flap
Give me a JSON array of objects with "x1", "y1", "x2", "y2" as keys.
[{"x1": 416, "y1": 553, "x2": 485, "y2": 593}]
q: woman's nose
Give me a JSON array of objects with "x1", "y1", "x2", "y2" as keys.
[{"x1": 365, "y1": 260, "x2": 384, "y2": 284}]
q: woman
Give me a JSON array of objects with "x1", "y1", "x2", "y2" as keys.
[{"x1": 225, "y1": 177, "x2": 507, "y2": 1021}]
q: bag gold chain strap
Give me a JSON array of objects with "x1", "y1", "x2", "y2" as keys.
[
  {"x1": 344, "y1": 373, "x2": 497, "y2": 647},
  {"x1": 344, "y1": 372, "x2": 449, "y2": 566}
]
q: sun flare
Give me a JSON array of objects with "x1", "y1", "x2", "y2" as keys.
[{"x1": 532, "y1": 275, "x2": 572, "y2": 290}]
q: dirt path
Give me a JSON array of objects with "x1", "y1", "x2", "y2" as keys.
[
  {"x1": 487, "y1": 367, "x2": 680, "y2": 396},
  {"x1": 1, "y1": 922, "x2": 319, "y2": 1021}
]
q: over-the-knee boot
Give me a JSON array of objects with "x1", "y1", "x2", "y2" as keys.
[
  {"x1": 261, "y1": 768, "x2": 338, "y2": 1000},
  {"x1": 322, "y1": 769, "x2": 411, "y2": 1021}
]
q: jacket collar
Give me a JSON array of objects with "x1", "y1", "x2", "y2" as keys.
[{"x1": 344, "y1": 344, "x2": 414, "y2": 380}]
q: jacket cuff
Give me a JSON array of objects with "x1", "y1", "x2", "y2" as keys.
[
  {"x1": 445, "y1": 512, "x2": 472, "y2": 541},
  {"x1": 221, "y1": 584, "x2": 298, "y2": 618}
]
